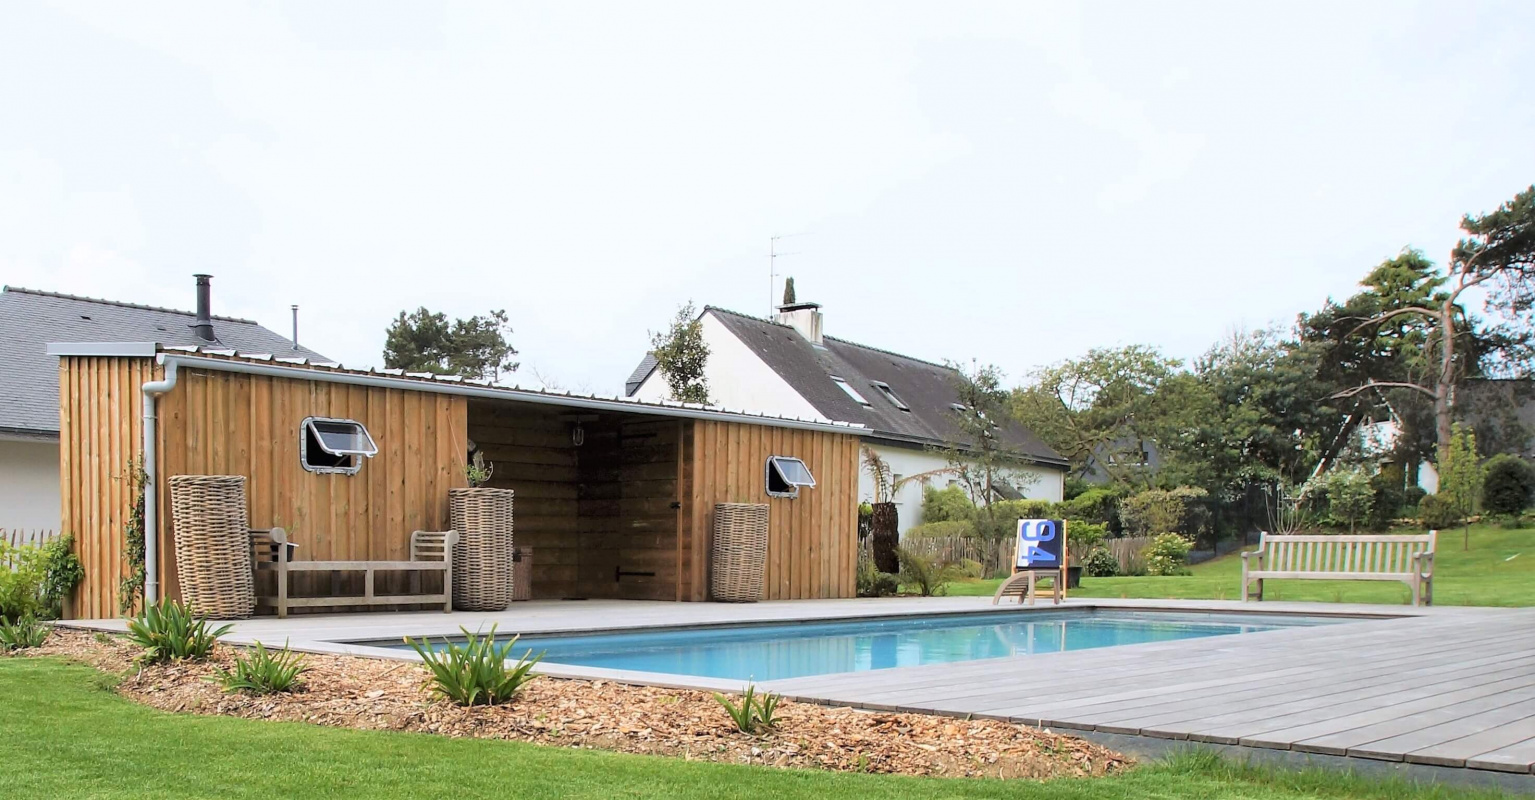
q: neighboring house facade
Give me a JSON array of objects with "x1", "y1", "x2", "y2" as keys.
[
  {"x1": 0, "y1": 279, "x2": 325, "y2": 534},
  {"x1": 626, "y1": 302, "x2": 1068, "y2": 533},
  {"x1": 1079, "y1": 436, "x2": 1163, "y2": 485}
]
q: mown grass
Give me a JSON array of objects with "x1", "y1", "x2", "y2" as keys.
[
  {"x1": 946, "y1": 523, "x2": 1535, "y2": 606},
  {"x1": 0, "y1": 657, "x2": 1517, "y2": 799}
]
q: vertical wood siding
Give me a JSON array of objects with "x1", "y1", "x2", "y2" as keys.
[
  {"x1": 153, "y1": 368, "x2": 468, "y2": 605},
  {"x1": 58, "y1": 357, "x2": 158, "y2": 619},
  {"x1": 684, "y1": 420, "x2": 859, "y2": 601}
]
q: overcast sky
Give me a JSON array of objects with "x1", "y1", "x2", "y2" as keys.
[{"x1": 3, "y1": 1, "x2": 1532, "y2": 394}]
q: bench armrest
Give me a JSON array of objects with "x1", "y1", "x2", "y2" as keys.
[
  {"x1": 1413, "y1": 551, "x2": 1435, "y2": 574},
  {"x1": 1241, "y1": 549, "x2": 1264, "y2": 562}
]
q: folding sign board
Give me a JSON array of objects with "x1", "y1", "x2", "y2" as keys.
[{"x1": 1015, "y1": 518, "x2": 1066, "y2": 570}]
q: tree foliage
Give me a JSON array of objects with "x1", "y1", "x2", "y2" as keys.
[
  {"x1": 649, "y1": 302, "x2": 711, "y2": 404},
  {"x1": 1482, "y1": 454, "x2": 1534, "y2": 517},
  {"x1": 1437, "y1": 424, "x2": 1483, "y2": 549},
  {"x1": 383, "y1": 307, "x2": 519, "y2": 383},
  {"x1": 1322, "y1": 465, "x2": 1374, "y2": 534}
]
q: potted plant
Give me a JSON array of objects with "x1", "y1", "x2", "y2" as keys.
[
  {"x1": 1066, "y1": 521, "x2": 1107, "y2": 589},
  {"x1": 448, "y1": 450, "x2": 516, "y2": 611}
]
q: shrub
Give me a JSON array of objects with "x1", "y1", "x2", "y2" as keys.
[
  {"x1": 125, "y1": 599, "x2": 233, "y2": 663},
  {"x1": 1483, "y1": 454, "x2": 1535, "y2": 518},
  {"x1": 0, "y1": 543, "x2": 46, "y2": 623},
  {"x1": 956, "y1": 558, "x2": 985, "y2": 579},
  {"x1": 213, "y1": 641, "x2": 307, "y2": 694},
  {"x1": 921, "y1": 485, "x2": 973, "y2": 523},
  {"x1": 1120, "y1": 487, "x2": 1209, "y2": 539},
  {"x1": 38, "y1": 535, "x2": 84, "y2": 619},
  {"x1": 406, "y1": 625, "x2": 541, "y2": 706},
  {"x1": 1322, "y1": 466, "x2": 1374, "y2": 533},
  {"x1": 1144, "y1": 533, "x2": 1193, "y2": 576},
  {"x1": 1402, "y1": 485, "x2": 1427, "y2": 510},
  {"x1": 713, "y1": 683, "x2": 782, "y2": 734},
  {"x1": 855, "y1": 551, "x2": 899, "y2": 597},
  {"x1": 895, "y1": 547, "x2": 961, "y2": 597},
  {"x1": 1083, "y1": 548, "x2": 1119, "y2": 578},
  {"x1": 903, "y1": 520, "x2": 975, "y2": 540},
  {"x1": 1066, "y1": 488, "x2": 1121, "y2": 527},
  {"x1": 1068, "y1": 521, "x2": 1108, "y2": 551},
  {"x1": 0, "y1": 615, "x2": 50, "y2": 652},
  {"x1": 1368, "y1": 467, "x2": 1405, "y2": 531},
  {"x1": 1417, "y1": 493, "x2": 1462, "y2": 531}
]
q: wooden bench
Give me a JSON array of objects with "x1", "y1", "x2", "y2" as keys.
[
  {"x1": 250, "y1": 528, "x2": 458, "y2": 618},
  {"x1": 1241, "y1": 531, "x2": 1436, "y2": 606}
]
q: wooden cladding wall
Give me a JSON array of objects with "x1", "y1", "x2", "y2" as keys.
[
  {"x1": 58, "y1": 357, "x2": 158, "y2": 619},
  {"x1": 467, "y1": 401, "x2": 682, "y2": 601},
  {"x1": 154, "y1": 368, "x2": 468, "y2": 606},
  {"x1": 684, "y1": 420, "x2": 860, "y2": 601}
]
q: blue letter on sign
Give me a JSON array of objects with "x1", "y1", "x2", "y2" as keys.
[{"x1": 1017, "y1": 519, "x2": 1058, "y2": 566}]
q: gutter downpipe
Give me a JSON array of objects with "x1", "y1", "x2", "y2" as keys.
[{"x1": 140, "y1": 356, "x2": 179, "y2": 607}]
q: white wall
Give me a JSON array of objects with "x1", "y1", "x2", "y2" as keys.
[
  {"x1": 858, "y1": 442, "x2": 1066, "y2": 535},
  {"x1": 0, "y1": 438, "x2": 61, "y2": 534},
  {"x1": 631, "y1": 312, "x2": 826, "y2": 421}
]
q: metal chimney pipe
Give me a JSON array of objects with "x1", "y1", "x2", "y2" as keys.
[
  {"x1": 191, "y1": 274, "x2": 216, "y2": 342},
  {"x1": 291, "y1": 305, "x2": 299, "y2": 350}
]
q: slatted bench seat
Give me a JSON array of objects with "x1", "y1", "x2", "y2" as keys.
[
  {"x1": 251, "y1": 528, "x2": 458, "y2": 618},
  {"x1": 1241, "y1": 530, "x2": 1436, "y2": 606}
]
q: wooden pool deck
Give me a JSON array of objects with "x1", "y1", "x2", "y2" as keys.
[
  {"x1": 64, "y1": 597, "x2": 1535, "y2": 774},
  {"x1": 760, "y1": 604, "x2": 1535, "y2": 773}
]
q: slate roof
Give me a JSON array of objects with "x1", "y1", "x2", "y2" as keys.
[
  {"x1": 629, "y1": 306, "x2": 1066, "y2": 467},
  {"x1": 625, "y1": 352, "x2": 659, "y2": 396},
  {"x1": 1460, "y1": 379, "x2": 1535, "y2": 458},
  {"x1": 0, "y1": 287, "x2": 328, "y2": 436}
]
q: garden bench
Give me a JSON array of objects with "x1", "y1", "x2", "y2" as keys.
[
  {"x1": 1241, "y1": 531, "x2": 1436, "y2": 606},
  {"x1": 250, "y1": 528, "x2": 458, "y2": 618}
]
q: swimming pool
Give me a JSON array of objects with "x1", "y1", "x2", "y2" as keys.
[{"x1": 398, "y1": 610, "x2": 1341, "y2": 682}]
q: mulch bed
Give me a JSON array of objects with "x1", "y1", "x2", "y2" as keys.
[{"x1": 22, "y1": 629, "x2": 1130, "y2": 780}]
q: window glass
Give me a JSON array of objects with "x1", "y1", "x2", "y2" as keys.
[{"x1": 830, "y1": 377, "x2": 871, "y2": 406}]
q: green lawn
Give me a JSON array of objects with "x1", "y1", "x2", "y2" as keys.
[
  {"x1": 947, "y1": 523, "x2": 1535, "y2": 606},
  {"x1": 0, "y1": 657, "x2": 1517, "y2": 799}
]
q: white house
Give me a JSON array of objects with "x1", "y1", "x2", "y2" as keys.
[
  {"x1": 626, "y1": 302, "x2": 1068, "y2": 533},
  {"x1": 0, "y1": 278, "x2": 326, "y2": 535}
]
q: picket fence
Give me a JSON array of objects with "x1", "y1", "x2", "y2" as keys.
[
  {"x1": 2, "y1": 528, "x2": 59, "y2": 550},
  {"x1": 898, "y1": 534, "x2": 1154, "y2": 578}
]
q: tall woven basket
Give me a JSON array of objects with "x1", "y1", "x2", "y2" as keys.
[
  {"x1": 449, "y1": 487, "x2": 515, "y2": 611},
  {"x1": 710, "y1": 503, "x2": 769, "y2": 602},
  {"x1": 168, "y1": 475, "x2": 256, "y2": 619}
]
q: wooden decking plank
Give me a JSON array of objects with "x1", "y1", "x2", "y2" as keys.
[
  {"x1": 1240, "y1": 673, "x2": 1535, "y2": 753},
  {"x1": 1080, "y1": 646, "x2": 1535, "y2": 735},
  {"x1": 1372, "y1": 709, "x2": 1535, "y2": 766},
  {"x1": 1464, "y1": 736, "x2": 1535, "y2": 774},
  {"x1": 1310, "y1": 685, "x2": 1535, "y2": 759}
]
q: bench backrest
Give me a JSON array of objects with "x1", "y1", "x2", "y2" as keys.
[{"x1": 1257, "y1": 531, "x2": 1436, "y2": 574}]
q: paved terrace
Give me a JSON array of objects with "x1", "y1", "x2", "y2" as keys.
[{"x1": 66, "y1": 598, "x2": 1535, "y2": 774}]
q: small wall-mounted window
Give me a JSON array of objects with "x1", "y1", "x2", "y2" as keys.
[
  {"x1": 300, "y1": 417, "x2": 378, "y2": 475},
  {"x1": 766, "y1": 455, "x2": 816, "y2": 498},
  {"x1": 870, "y1": 381, "x2": 910, "y2": 411}
]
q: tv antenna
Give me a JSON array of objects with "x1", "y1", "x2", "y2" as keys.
[{"x1": 768, "y1": 234, "x2": 806, "y2": 316}]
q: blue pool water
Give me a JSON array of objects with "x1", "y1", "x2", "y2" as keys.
[{"x1": 398, "y1": 611, "x2": 1338, "y2": 682}]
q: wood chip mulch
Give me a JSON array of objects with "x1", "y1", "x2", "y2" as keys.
[{"x1": 23, "y1": 629, "x2": 1130, "y2": 780}]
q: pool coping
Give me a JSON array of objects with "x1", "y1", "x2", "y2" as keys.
[{"x1": 60, "y1": 597, "x2": 1433, "y2": 693}]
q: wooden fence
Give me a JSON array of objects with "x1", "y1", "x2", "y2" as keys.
[
  {"x1": 898, "y1": 534, "x2": 1153, "y2": 578},
  {"x1": 3, "y1": 529, "x2": 59, "y2": 549}
]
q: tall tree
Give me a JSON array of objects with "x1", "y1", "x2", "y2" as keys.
[
  {"x1": 383, "y1": 307, "x2": 519, "y2": 383},
  {"x1": 1331, "y1": 186, "x2": 1535, "y2": 459},
  {"x1": 1010, "y1": 345, "x2": 1182, "y2": 481},
  {"x1": 942, "y1": 362, "x2": 1040, "y2": 539},
  {"x1": 1438, "y1": 424, "x2": 1483, "y2": 551},
  {"x1": 650, "y1": 302, "x2": 711, "y2": 404}
]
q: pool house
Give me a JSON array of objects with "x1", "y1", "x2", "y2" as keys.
[{"x1": 51, "y1": 344, "x2": 864, "y2": 619}]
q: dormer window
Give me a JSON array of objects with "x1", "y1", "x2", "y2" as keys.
[
  {"x1": 870, "y1": 381, "x2": 910, "y2": 411},
  {"x1": 830, "y1": 376, "x2": 870, "y2": 406},
  {"x1": 301, "y1": 417, "x2": 377, "y2": 475}
]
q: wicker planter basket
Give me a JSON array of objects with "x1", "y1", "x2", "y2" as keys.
[
  {"x1": 710, "y1": 503, "x2": 770, "y2": 602},
  {"x1": 448, "y1": 488, "x2": 515, "y2": 611},
  {"x1": 168, "y1": 475, "x2": 256, "y2": 618}
]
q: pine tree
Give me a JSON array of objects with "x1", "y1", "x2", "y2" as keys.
[{"x1": 782, "y1": 277, "x2": 796, "y2": 305}]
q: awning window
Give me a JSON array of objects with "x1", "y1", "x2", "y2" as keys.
[{"x1": 766, "y1": 456, "x2": 816, "y2": 498}]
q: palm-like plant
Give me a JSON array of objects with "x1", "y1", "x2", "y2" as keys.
[
  {"x1": 213, "y1": 640, "x2": 307, "y2": 694},
  {"x1": 406, "y1": 625, "x2": 542, "y2": 706},
  {"x1": 125, "y1": 599, "x2": 232, "y2": 663}
]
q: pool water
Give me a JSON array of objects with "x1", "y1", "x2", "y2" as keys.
[{"x1": 400, "y1": 611, "x2": 1339, "y2": 682}]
